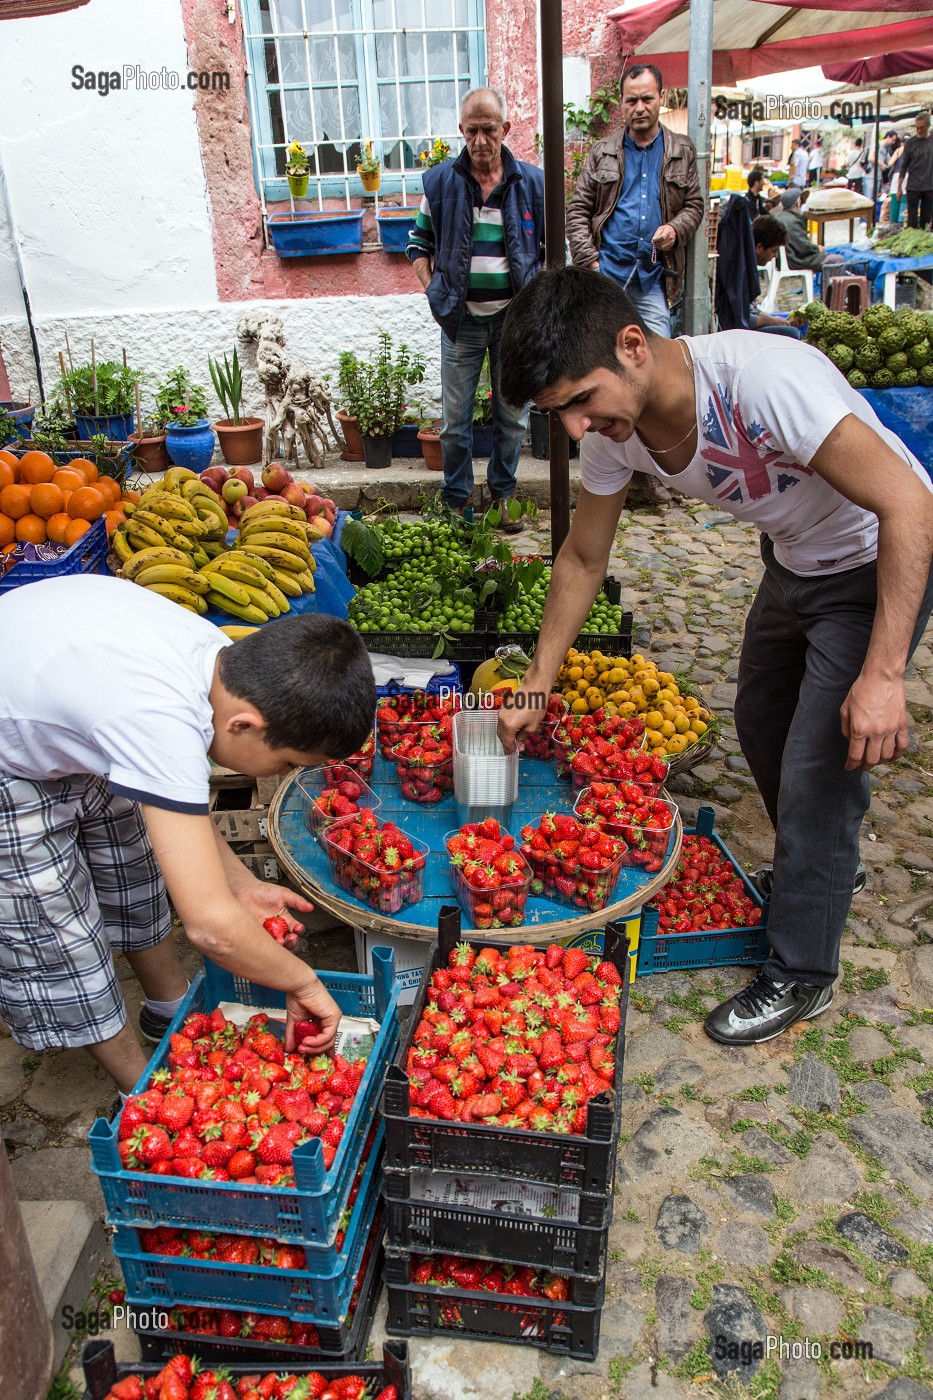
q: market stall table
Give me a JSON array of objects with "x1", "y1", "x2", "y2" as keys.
[
  {"x1": 824, "y1": 242, "x2": 933, "y2": 308},
  {"x1": 269, "y1": 754, "x2": 682, "y2": 944}
]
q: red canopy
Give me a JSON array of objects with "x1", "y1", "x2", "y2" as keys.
[
  {"x1": 0, "y1": 1, "x2": 90, "y2": 16},
  {"x1": 822, "y1": 47, "x2": 933, "y2": 82},
  {"x1": 608, "y1": 0, "x2": 933, "y2": 87}
]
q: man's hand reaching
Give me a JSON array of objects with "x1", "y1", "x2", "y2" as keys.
[{"x1": 840, "y1": 671, "x2": 910, "y2": 771}]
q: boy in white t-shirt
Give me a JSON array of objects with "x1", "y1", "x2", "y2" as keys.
[
  {"x1": 0, "y1": 577, "x2": 377, "y2": 1091},
  {"x1": 496, "y1": 267, "x2": 933, "y2": 1047}
]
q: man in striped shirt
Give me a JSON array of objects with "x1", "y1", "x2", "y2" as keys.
[{"x1": 407, "y1": 87, "x2": 545, "y2": 527}]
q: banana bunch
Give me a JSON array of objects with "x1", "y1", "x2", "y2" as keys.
[
  {"x1": 227, "y1": 499, "x2": 320, "y2": 609},
  {"x1": 196, "y1": 549, "x2": 297, "y2": 624},
  {"x1": 111, "y1": 467, "x2": 229, "y2": 577}
]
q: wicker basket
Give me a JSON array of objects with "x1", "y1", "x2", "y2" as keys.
[{"x1": 662, "y1": 682, "x2": 716, "y2": 780}]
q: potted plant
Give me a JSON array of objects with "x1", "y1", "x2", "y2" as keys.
[
  {"x1": 355, "y1": 140, "x2": 381, "y2": 194},
  {"x1": 343, "y1": 331, "x2": 425, "y2": 469},
  {"x1": 0, "y1": 400, "x2": 35, "y2": 446},
  {"x1": 208, "y1": 347, "x2": 263, "y2": 466},
  {"x1": 285, "y1": 140, "x2": 310, "y2": 199},
  {"x1": 417, "y1": 414, "x2": 443, "y2": 472},
  {"x1": 130, "y1": 412, "x2": 170, "y2": 473},
  {"x1": 157, "y1": 367, "x2": 215, "y2": 471},
  {"x1": 59, "y1": 360, "x2": 143, "y2": 440},
  {"x1": 335, "y1": 351, "x2": 365, "y2": 461},
  {"x1": 472, "y1": 352, "x2": 494, "y2": 456}
]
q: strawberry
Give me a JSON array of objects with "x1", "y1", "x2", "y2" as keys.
[
  {"x1": 254, "y1": 1122, "x2": 301, "y2": 1166},
  {"x1": 262, "y1": 915, "x2": 290, "y2": 943},
  {"x1": 293, "y1": 1019, "x2": 320, "y2": 1048},
  {"x1": 322, "y1": 1118, "x2": 344, "y2": 1149},
  {"x1": 561, "y1": 947, "x2": 589, "y2": 979}
]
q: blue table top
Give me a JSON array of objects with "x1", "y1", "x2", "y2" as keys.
[
  {"x1": 274, "y1": 752, "x2": 677, "y2": 935},
  {"x1": 861, "y1": 387, "x2": 933, "y2": 478},
  {"x1": 827, "y1": 243, "x2": 933, "y2": 301}
]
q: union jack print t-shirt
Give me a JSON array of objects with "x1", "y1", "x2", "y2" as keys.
[{"x1": 579, "y1": 332, "x2": 932, "y2": 576}]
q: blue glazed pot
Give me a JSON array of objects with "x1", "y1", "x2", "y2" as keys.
[
  {"x1": 0, "y1": 401, "x2": 35, "y2": 445},
  {"x1": 472, "y1": 423, "x2": 494, "y2": 457},
  {"x1": 390, "y1": 423, "x2": 421, "y2": 458},
  {"x1": 164, "y1": 420, "x2": 216, "y2": 471},
  {"x1": 74, "y1": 411, "x2": 135, "y2": 442}
]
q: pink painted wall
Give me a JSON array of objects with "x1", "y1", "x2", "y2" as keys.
[{"x1": 184, "y1": 0, "x2": 630, "y2": 302}]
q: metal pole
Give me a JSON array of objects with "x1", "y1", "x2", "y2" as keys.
[
  {"x1": 539, "y1": 0, "x2": 570, "y2": 555},
  {"x1": 683, "y1": 0, "x2": 714, "y2": 335},
  {"x1": 873, "y1": 86, "x2": 882, "y2": 215},
  {"x1": 0, "y1": 151, "x2": 45, "y2": 403}
]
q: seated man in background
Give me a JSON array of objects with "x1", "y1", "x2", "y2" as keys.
[
  {"x1": 773, "y1": 187, "x2": 846, "y2": 274},
  {"x1": 749, "y1": 215, "x2": 803, "y2": 338}
]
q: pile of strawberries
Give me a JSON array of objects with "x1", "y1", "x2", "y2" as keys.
[
  {"x1": 410, "y1": 1252, "x2": 570, "y2": 1300},
  {"x1": 376, "y1": 691, "x2": 459, "y2": 755},
  {"x1": 404, "y1": 941, "x2": 622, "y2": 1132},
  {"x1": 647, "y1": 833, "x2": 761, "y2": 933},
  {"x1": 521, "y1": 694, "x2": 568, "y2": 761},
  {"x1": 571, "y1": 741, "x2": 669, "y2": 793},
  {"x1": 445, "y1": 818, "x2": 531, "y2": 929},
  {"x1": 117, "y1": 1011, "x2": 369, "y2": 1181},
  {"x1": 390, "y1": 720, "x2": 454, "y2": 805},
  {"x1": 323, "y1": 810, "x2": 426, "y2": 914},
  {"x1": 100, "y1": 1355, "x2": 396, "y2": 1400},
  {"x1": 517, "y1": 813, "x2": 626, "y2": 912},
  {"x1": 574, "y1": 782, "x2": 675, "y2": 871},
  {"x1": 552, "y1": 711, "x2": 645, "y2": 779},
  {"x1": 332, "y1": 735, "x2": 375, "y2": 782},
  {"x1": 306, "y1": 771, "x2": 371, "y2": 833}
]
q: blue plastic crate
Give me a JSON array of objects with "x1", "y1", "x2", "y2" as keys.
[
  {"x1": 0, "y1": 515, "x2": 108, "y2": 593},
  {"x1": 111, "y1": 1125, "x2": 384, "y2": 1320},
  {"x1": 636, "y1": 806, "x2": 770, "y2": 975},
  {"x1": 89, "y1": 951, "x2": 399, "y2": 1243}
]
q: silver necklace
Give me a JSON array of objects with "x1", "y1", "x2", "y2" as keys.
[{"x1": 639, "y1": 339, "x2": 697, "y2": 457}]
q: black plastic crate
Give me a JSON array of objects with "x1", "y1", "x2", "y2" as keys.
[
  {"x1": 487, "y1": 612, "x2": 634, "y2": 661},
  {"x1": 131, "y1": 1224, "x2": 385, "y2": 1364},
  {"x1": 384, "y1": 1249, "x2": 600, "y2": 1358},
  {"x1": 82, "y1": 1335, "x2": 408, "y2": 1400},
  {"x1": 381, "y1": 912, "x2": 630, "y2": 1196},
  {"x1": 382, "y1": 1179, "x2": 609, "y2": 1276}
]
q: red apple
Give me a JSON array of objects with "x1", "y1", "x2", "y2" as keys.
[
  {"x1": 229, "y1": 466, "x2": 255, "y2": 491},
  {"x1": 281, "y1": 482, "x2": 307, "y2": 509},
  {"x1": 226, "y1": 513, "x2": 239, "y2": 529},
  {"x1": 261, "y1": 462, "x2": 291, "y2": 494},
  {"x1": 310, "y1": 514, "x2": 333, "y2": 538},
  {"x1": 200, "y1": 467, "x2": 228, "y2": 490},
  {"x1": 304, "y1": 494, "x2": 324, "y2": 516},
  {"x1": 222, "y1": 478, "x2": 248, "y2": 504},
  {"x1": 254, "y1": 487, "x2": 270, "y2": 500},
  {"x1": 233, "y1": 494, "x2": 258, "y2": 517}
]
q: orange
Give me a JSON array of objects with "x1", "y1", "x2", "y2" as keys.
[
  {"x1": 0, "y1": 514, "x2": 14, "y2": 548},
  {"x1": 69, "y1": 456, "x2": 98, "y2": 483},
  {"x1": 95, "y1": 476, "x2": 120, "y2": 508},
  {"x1": 15, "y1": 513, "x2": 47, "y2": 545},
  {"x1": 45, "y1": 512, "x2": 71, "y2": 544},
  {"x1": 18, "y1": 450, "x2": 56, "y2": 485},
  {"x1": 30, "y1": 482, "x2": 65, "y2": 519},
  {"x1": 0, "y1": 483, "x2": 33, "y2": 520},
  {"x1": 103, "y1": 509, "x2": 125, "y2": 536},
  {"x1": 0, "y1": 448, "x2": 19, "y2": 474},
  {"x1": 122, "y1": 487, "x2": 140, "y2": 506},
  {"x1": 52, "y1": 468, "x2": 88, "y2": 494},
  {"x1": 0, "y1": 461, "x2": 14, "y2": 492},
  {"x1": 67, "y1": 486, "x2": 105, "y2": 522},
  {"x1": 63, "y1": 518, "x2": 91, "y2": 548}
]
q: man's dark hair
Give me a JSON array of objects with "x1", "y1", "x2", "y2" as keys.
[
  {"x1": 620, "y1": 63, "x2": 662, "y2": 96},
  {"x1": 500, "y1": 266, "x2": 650, "y2": 408},
  {"x1": 752, "y1": 214, "x2": 786, "y2": 249},
  {"x1": 747, "y1": 165, "x2": 765, "y2": 190},
  {"x1": 218, "y1": 613, "x2": 376, "y2": 757}
]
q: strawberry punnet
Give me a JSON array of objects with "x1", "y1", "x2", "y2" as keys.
[
  {"x1": 445, "y1": 819, "x2": 531, "y2": 929},
  {"x1": 646, "y1": 833, "x2": 761, "y2": 934},
  {"x1": 377, "y1": 690, "x2": 461, "y2": 755},
  {"x1": 552, "y1": 710, "x2": 646, "y2": 779},
  {"x1": 521, "y1": 693, "x2": 568, "y2": 761},
  {"x1": 405, "y1": 941, "x2": 623, "y2": 1132},
  {"x1": 574, "y1": 783, "x2": 676, "y2": 871},
  {"x1": 115, "y1": 1014, "x2": 374, "y2": 1181},
  {"x1": 518, "y1": 813, "x2": 627, "y2": 912},
  {"x1": 323, "y1": 811, "x2": 426, "y2": 914}
]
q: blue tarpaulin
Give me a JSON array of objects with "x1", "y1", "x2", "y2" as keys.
[
  {"x1": 830, "y1": 243, "x2": 933, "y2": 304},
  {"x1": 861, "y1": 387, "x2": 933, "y2": 484}
]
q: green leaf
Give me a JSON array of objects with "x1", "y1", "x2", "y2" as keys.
[{"x1": 340, "y1": 518, "x2": 384, "y2": 578}]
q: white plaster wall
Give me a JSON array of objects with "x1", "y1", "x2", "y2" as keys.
[
  {"x1": 0, "y1": 0, "x2": 217, "y2": 328},
  {"x1": 0, "y1": 294, "x2": 443, "y2": 419}
]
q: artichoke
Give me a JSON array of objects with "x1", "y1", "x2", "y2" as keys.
[
  {"x1": 908, "y1": 339, "x2": 931, "y2": 369},
  {"x1": 846, "y1": 368, "x2": 869, "y2": 390},
  {"x1": 816, "y1": 338, "x2": 832, "y2": 355},
  {"x1": 901, "y1": 312, "x2": 929, "y2": 347},
  {"x1": 829, "y1": 343, "x2": 855, "y2": 371},
  {"x1": 856, "y1": 342, "x2": 882, "y2": 373},
  {"x1": 885, "y1": 352, "x2": 909, "y2": 375},
  {"x1": 801, "y1": 300, "x2": 826, "y2": 323},
  {"x1": 877, "y1": 325, "x2": 907, "y2": 354},
  {"x1": 871, "y1": 368, "x2": 895, "y2": 389},
  {"x1": 919, "y1": 363, "x2": 933, "y2": 387},
  {"x1": 896, "y1": 368, "x2": 920, "y2": 387},
  {"x1": 861, "y1": 303, "x2": 895, "y2": 338}
]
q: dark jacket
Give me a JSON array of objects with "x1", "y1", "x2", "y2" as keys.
[
  {"x1": 566, "y1": 124, "x2": 704, "y2": 306},
  {"x1": 415, "y1": 146, "x2": 545, "y2": 343},
  {"x1": 715, "y1": 195, "x2": 760, "y2": 331},
  {"x1": 773, "y1": 208, "x2": 824, "y2": 271}
]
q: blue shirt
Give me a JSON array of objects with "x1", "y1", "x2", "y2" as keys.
[{"x1": 598, "y1": 130, "x2": 664, "y2": 292}]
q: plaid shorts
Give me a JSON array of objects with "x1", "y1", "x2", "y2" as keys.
[{"x1": 0, "y1": 773, "x2": 171, "y2": 1051}]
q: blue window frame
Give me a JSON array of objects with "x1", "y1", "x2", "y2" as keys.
[{"x1": 242, "y1": 0, "x2": 486, "y2": 206}]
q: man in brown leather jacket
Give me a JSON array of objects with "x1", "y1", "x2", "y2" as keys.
[{"x1": 567, "y1": 64, "x2": 703, "y2": 336}]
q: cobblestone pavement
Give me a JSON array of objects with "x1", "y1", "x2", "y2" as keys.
[{"x1": 2, "y1": 494, "x2": 932, "y2": 1400}]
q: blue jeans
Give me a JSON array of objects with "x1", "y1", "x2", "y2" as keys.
[
  {"x1": 623, "y1": 281, "x2": 672, "y2": 337},
  {"x1": 440, "y1": 313, "x2": 528, "y2": 509}
]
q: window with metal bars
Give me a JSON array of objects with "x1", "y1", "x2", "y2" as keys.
[{"x1": 242, "y1": 0, "x2": 486, "y2": 207}]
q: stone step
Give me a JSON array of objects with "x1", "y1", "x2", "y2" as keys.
[{"x1": 21, "y1": 1200, "x2": 111, "y2": 1371}]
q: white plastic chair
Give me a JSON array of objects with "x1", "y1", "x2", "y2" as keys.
[{"x1": 759, "y1": 245, "x2": 815, "y2": 313}]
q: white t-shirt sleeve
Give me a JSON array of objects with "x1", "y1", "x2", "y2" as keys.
[
  {"x1": 732, "y1": 340, "x2": 852, "y2": 466},
  {"x1": 579, "y1": 431, "x2": 636, "y2": 496},
  {"x1": 96, "y1": 710, "x2": 214, "y2": 813}
]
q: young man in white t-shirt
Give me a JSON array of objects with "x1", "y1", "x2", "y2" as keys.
[
  {"x1": 496, "y1": 266, "x2": 933, "y2": 1047},
  {"x1": 0, "y1": 576, "x2": 377, "y2": 1091}
]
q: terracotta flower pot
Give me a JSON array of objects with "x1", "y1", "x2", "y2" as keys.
[
  {"x1": 214, "y1": 416, "x2": 264, "y2": 467},
  {"x1": 129, "y1": 431, "x2": 170, "y2": 473},
  {"x1": 337, "y1": 410, "x2": 365, "y2": 462},
  {"x1": 417, "y1": 428, "x2": 443, "y2": 472}
]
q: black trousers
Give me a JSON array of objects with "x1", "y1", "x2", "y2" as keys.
[{"x1": 906, "y1": 189, "x2": 933, "y2": 229}]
